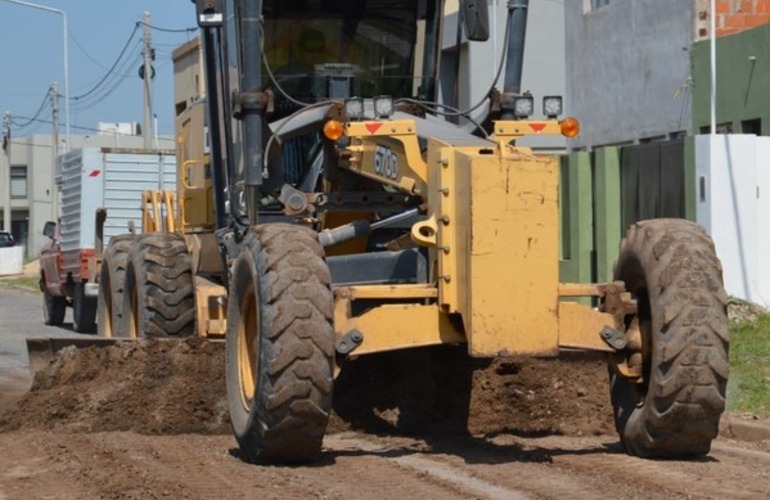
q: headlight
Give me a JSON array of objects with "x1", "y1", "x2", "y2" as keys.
[
  {"x1": 373, "y1": 96, "x2": 395, "y2": 119},
  {"x1": 344, "y1": 97, "x2": 364, "y2": 121},
  {"x1": 513, "y1": 95, "x2": 534, "y2": 118},
  {"x1": 543, "y1": 96, "x2": 563, "y2": 118}
]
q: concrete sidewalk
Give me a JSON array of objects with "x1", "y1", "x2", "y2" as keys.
[{"x1": 720, "y1": 413, "x2": 770, "y2": 442}]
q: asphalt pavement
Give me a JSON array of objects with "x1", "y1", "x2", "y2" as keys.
[{"x1": 0, "y1": 285, "x2": 93, "y2": 395}]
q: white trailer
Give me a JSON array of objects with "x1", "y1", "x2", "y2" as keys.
[{"x1": 39, "y1": 147, "x2": 176, "y2": 332}]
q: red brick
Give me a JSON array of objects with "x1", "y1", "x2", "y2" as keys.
[
  {"x1": 724, "y1": 13, "x2": 747, "y2": 27},
  {"x1": 745, "y1": 13, "x2": 770, "y2": 26},
  {"x1": 740, "y1": 0, "x2": 754, "y2": 13},
  {"x1": 716, "y1": 0, "x2": 730, "y2": 13},
  {"x1": 717, "y1": 27, "x2": 740, "y2": 36},
  {"x1": 758, "y1": 0, "x2": 770, "y2": 13}
]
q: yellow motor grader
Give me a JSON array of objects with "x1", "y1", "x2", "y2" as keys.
[{"x1": 94, "y1": 0, "x2": 729, "y2": 464}]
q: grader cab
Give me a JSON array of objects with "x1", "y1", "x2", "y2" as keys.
[{"x1": 88, "y1": 0, "x2": 730, "y2": 464}]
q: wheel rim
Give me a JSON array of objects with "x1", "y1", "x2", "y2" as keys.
[
  {"x1": 129, "y1": 287, "x2": 139, "y2": 338},
  {"x1": 237, "y1": 282, "x2": 258, "y2": 412},
  {"x1": 628, "y1": 282, "x2": 652, "y2": 404},
  {"x1": 103, "y1": 277, "x2": 113, "y2": 338}
]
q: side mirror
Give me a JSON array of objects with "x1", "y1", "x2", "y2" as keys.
[
  {"x1": 463, "y1": 0, "x2": 490, "y2": 42},
  {"x1": 43, "y1": 221, "x2": 56, "y2": 239},
  {"x1": 195, "y1": 0, "x2": 223, "y2": 27}
]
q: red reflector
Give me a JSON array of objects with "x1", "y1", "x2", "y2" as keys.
[
  {"x1": 89, "y1": 170, "x2": 101, "y2": 177},
  {"x1": 365, "y1": 123, "x2": 383, "y2": 134},
  {"x1": 529, "y1": 123, "x2": 546, "y2": 133}
]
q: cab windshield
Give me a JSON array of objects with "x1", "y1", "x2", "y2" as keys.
[{"x1": 263, "y1": 0, "x2": 420, "y2": 101}]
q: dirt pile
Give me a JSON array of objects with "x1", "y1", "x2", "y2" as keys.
[{"x1": 0, "y1": 340, "x2": 614, "y2": 438}]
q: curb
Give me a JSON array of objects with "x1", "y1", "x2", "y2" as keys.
[{"x1": 719, "y1": 414, "x2": 770, "y2": 442}]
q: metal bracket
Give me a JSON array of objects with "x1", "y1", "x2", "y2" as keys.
[
  {"x1": 232, "y1": 89, "x2": 272, "y2": 120},
  {"x1": 336, "y1": 329, "x2": 364, "y2": 355},
  {"x1": 600, "y1": 326, "x2": 628, "y2": 351}
]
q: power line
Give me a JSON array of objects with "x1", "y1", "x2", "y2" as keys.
[
  {"x1": 137, "y1": 21, "x2": 196, "y2": 33},
  {"x1": 10, "y1": 88, "x2": 52, "y2": 129},
  {"x1": 12, "y1": 114, "x2": 150, "y2": 137},
  {"x1": 65, "y1": 23, "x2": 140, "y2": 101},
  {"x1": 70, "y1": 50, "x2": 143, "y2": 111}
]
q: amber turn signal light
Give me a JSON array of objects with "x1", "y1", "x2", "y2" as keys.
[
  {"x1": 323, "y1": 120, "x2": 345, "y2": 141},
  {"x1": 560, "y1": 117, "x2": 580, "y2": 138}
]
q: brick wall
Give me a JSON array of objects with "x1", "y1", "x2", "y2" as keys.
[{"x1": 695, "y1": 0, "x2": 770, "y2": 40}]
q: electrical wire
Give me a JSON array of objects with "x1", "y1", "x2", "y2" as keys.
[
  {"x1": 10, "y1": 114, "x2": 174, "y2": 139},
  {"x1": 66, "y1": 23, "x2": 140, "y2": 102},
  {"x1": 395, "y1": 13, "x2": 512, "y2": 129},
  {"x1": 71, "y1": 51, "x2": 143, "y2": 112},
  {"x1": 10, "y1": 89, "x2": 52, "y2": 129},
  {"x1": 138, "y1": 21, "x2": 197, "y2": 34}
]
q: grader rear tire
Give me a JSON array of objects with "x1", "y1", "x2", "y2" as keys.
[
  {"x1": 42, "y1": 282, "x2": 66, "y2": 327},
  {"x1": 122, "y1": 233, "x2": 196, "y2": 338},
  {"x1": 72, "y1": 282, "x2": 97, "y2": 333},
  {"x1": 97, "y1": 234, "x2": 137, "y2": 338},
  {"x1": 611, "y1": 219, "x2": 729, "y2": 458},
  {"x1": 226, "y1": 224, "x2": 334, "y2": 464}
]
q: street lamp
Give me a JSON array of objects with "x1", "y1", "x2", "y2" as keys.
[{"x1": 1, "y1": 0, "x2": 70, "y2": 150}]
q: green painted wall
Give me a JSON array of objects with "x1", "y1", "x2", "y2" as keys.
[{"x1": 692, "y1": 25, "x2": 770, "y2": 135}]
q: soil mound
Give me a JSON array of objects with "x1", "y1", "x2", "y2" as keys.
[{"x1": 0, "y1": 340, "x2": 614, "y2": 438}]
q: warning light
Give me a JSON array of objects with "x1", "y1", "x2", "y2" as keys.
[
  {"x1": 323, "y1": 120, "x2": 345, "y2": 141},
  {"x1": 560, "y1": 117, "x2": 580, "y2": 138}
]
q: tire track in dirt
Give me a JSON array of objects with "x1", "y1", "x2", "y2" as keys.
[
  {"x1": 0, "y1": 432, "x2": 101, "y2": 499},
  {"x1": 508, "y1": 435, "x2": 770, "y2": 499}
]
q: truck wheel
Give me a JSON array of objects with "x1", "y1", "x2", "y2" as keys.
[
  {"x1": 611, "y1": 219, "x2": 729, "y2": 458},
  {"x1": 72, "y1": 282, "x2": 97, "y2": 333},
  {"x1": 42, "y1": 281, "x2": 66, "y2": 326},
  {"x1": 97, "y1": 235, "x2": 137, "y2": 338},
  {"x1": 122, "y1": 233, "x2": 196, "y2": 338},
  {"x1": 226, "y1": 224, "x2": 334, "y2": 464}
]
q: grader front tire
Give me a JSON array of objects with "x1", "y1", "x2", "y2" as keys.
[
  {"x1": 226, "y1": 224, "x2": 334, "y2": 464},
  {"x1": 122, "y1": 233, "x2": 196, "y2": 338},
  {"x1": 612, "y1": 219, "x2": 729, "y2": 458}
]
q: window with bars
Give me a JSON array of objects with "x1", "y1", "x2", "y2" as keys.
[{"x1": 10, "y1": 165, "x2": 27, "y2": 199}]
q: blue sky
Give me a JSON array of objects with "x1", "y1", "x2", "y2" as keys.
[{"x1": 0, "y1": 1, "x2": 199, "y2": 140}]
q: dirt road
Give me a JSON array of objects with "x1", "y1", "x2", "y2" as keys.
[
  {"x1": 1, "y1": 286, "x2": 769, "y2": 499},
  {"x1": 0, "y1": 430, "x2": 768, "y2": 499}
]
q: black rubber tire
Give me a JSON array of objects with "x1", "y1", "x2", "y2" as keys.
[
  {"x1": 97, "y1": 234, "x2": 138, "y2": 338},
  {"x1": 72, "y1": 282, "x2": 97, "y2": 333},
  {"x1": 42, "y1": 281, "x2": 66, "y2": 326},
  {"x1": 611, "y1": 219, "x2": 729, "y2": 459},
  {"x1": 122, "y1": 232, "x2": 196, "y2": 338},
  {"x1": 226, "y1": 224, "x2": 334, "y2": 464}
]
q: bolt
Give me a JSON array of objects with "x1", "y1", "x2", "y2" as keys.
[
  {"x1": 440, "y1": 187, "x2": 450, "y2": 196},
  {"x1": 337, "y1": 289, "x2": 350, "y2": 299},
  {"x1": 351, "y1": 331, "x2": 363, "y2": 343},
  {"x1": 441, "y1": 275, "x2": 451, "y2": 283},
  {"x1": 441, "y1": 158, "x2": 449, "y2": 167},
  {"x1": 442, "y1": 246, "x2": 451, "y2": 254},
  {"x1": 440, "y1": 215, "x2": 450, "y2": 225}
]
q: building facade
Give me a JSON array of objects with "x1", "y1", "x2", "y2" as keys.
[{"x1": 0, "y1": 132, "x2": 174, "y2": 258}]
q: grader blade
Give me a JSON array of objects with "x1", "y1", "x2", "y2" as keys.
[{"x1": 25, "y1": 337, "x2": 120, "y2": 374}]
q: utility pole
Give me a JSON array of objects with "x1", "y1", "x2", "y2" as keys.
[
  {"x1": 51, "y1": 82, "x2": 60, "y2": 221},
  {"x1": 142, "y1": 11, "x2": 153, "y2": 149},
  {"x1": 2, "y1": 112, "x2": 11, "y2": 233}
]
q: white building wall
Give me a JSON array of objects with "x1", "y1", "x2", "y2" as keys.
[{"x1": 695, "y1": 134, "x2": 770, "y2": 306}]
